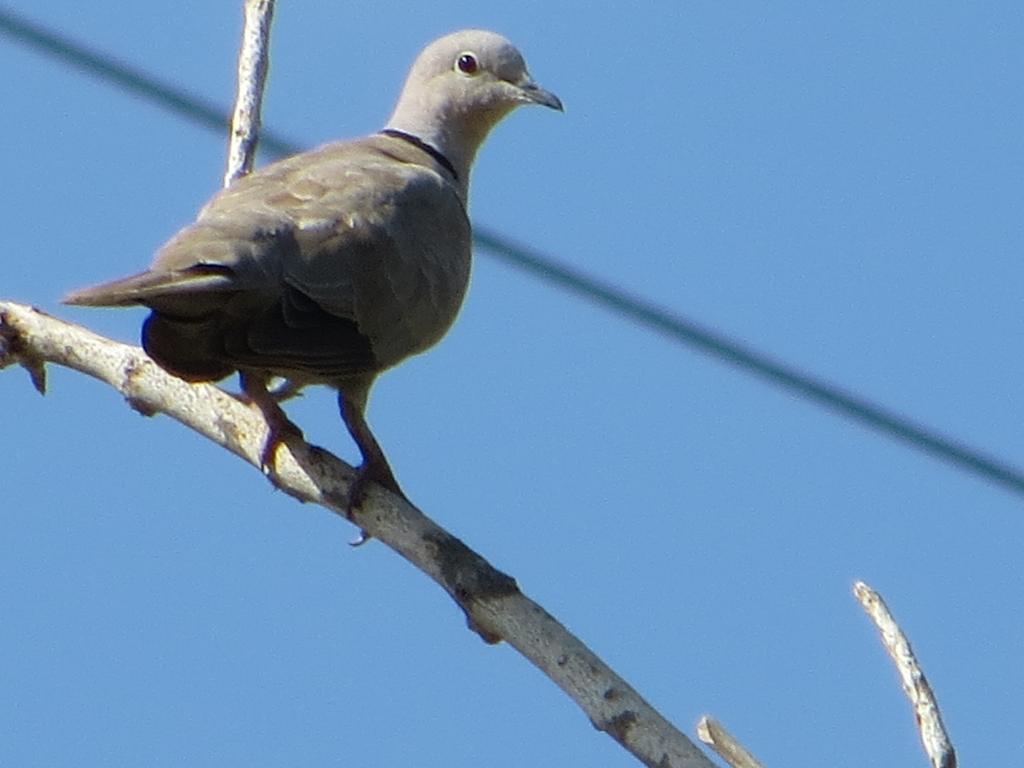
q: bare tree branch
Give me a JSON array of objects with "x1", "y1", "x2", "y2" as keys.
[
  {"x1": 854, "y1": 581, "x2": 957, "y2": 768},
  {"x1": 0, "y1": 300, "x2": 717, "y2": 767},
  {"x1": 696, "y1": 717, "x2": 764, "y2": 768},
  {"x1": 224, "y1": 0, "x2": 275, "y2": 185},
  {"x1": 0, "y1": 8, "x2": 720, "y2": 765}
]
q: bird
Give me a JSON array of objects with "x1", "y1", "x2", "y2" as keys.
[{"x1": 64, "y1": 29, "x2": 562, "y2": 510}]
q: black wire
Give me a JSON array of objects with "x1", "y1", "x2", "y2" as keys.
[
  {"x1": 3, "y1": 5, "x2": 1023, "y2": 496},
  {"x1": 478, "y1": 231, "x2": 1024, "y2": 493}
]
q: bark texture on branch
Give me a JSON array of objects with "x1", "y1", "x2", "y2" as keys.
[
  {"x1": 0, "y1": 300, "x2": 716, "y2": 768},
  {"x1": 855, "y1": 581, "x2": 957, "y2": 768},
  {"x1": 224, "y1": 0, "x2": 275, "y2": 185},
  {"x1": 697, "y1": 717, "x2": 764, "y2": 768}
]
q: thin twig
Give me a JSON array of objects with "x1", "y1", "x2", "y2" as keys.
[
  {"x1": 696, "y1": 717, "x2": 764, "y2": 768},
  {"x1": 0, "y1": 301, "x2": 717, "y2": 768},
  {"x1": 854, "y1": 581, "x2": 956, "y2": 768},
  {"x1": 224, "y1": 0, "x2": 275, "y2": 186}
]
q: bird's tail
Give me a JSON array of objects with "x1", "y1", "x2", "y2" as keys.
[
  {"x1": 64, "y1": 268, "x2": 239, "y2": 382},
  {"x1": 63, "y1": 267, "x2": 236, "y2": 308},
  {"x1": 63, "y1": 270, "x2": 156, "y2": 307}
]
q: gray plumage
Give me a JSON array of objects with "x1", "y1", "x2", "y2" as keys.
[{"x1": 65, "y1": 29, "x2": 561, "y2": 507}]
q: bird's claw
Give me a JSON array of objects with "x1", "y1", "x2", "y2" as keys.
[
  {"x1": 348, "y1": 529, "x2": 372, "y2": 547},
  {"x1": 256, "y1": 413, "x2": 304, "y2": 474},
  {"x1": 345, "y1": 460, "x2": 404, "y2": 511},
  {"x1": 342, "y1": 460, "x2": 407, "y2": 546}
]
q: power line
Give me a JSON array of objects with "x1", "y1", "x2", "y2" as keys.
[
  {"x1": 3, "y1": 5, "x2": 1023, "y2": 497},
  {"x1": 478, "y1": 231, "x2": 1024, "y2": 493}
]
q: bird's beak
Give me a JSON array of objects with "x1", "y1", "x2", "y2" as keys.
[{"x1": 516, "y1": 77, "x2": 564, "y2": 111}]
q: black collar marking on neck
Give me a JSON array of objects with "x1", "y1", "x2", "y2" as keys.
[{"x1": 380, "y1": 128, "x2": 459, "y2": 181}]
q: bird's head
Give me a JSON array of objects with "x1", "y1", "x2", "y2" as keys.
[{"x1": 386, "y1": 30, "x2": 562, "y2": 180}]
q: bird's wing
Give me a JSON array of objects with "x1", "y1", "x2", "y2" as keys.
[
  {"x1": 269, "y1": 136, "x2": 472, "y2": 367},
  {"x1": 65, "y1": 137, "x2": 471, "y2": 380}
]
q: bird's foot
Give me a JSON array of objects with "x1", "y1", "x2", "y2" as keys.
[
  {"x1": 346, "y1": 459, "x2": 405, "y2": 510},
  {"x1": 258, "y1": 417, "x2": 304, "y2": 473},
  {"x1": 237, "y1": 372, "x2": 305, "y2": 474},
  {"x1": 345, "y1": 460, "x2": 406, "y2": 546}
]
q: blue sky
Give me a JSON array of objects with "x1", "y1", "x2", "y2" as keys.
[{"x1": 3, "y1": 2, "x2": 1022, "y2": 765}]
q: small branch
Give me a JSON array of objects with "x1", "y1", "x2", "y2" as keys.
[
  {"x1": 0, "y1": 300, "x2": 717, "y2": 768},
  {"x1": 696, "y1": 717, "x2": 764, "y2": 768},
  {"x1": 854, "y1": 581, "x2": 956, "y2": 768},
  {"x1": 8, "y1": 10, "x2": 715, "y2": 766},
  {"x1": 224, "y1": 0, "x2": 275, "y2": 186}
]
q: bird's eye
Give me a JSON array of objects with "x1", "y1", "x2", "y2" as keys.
[{"x1": 455, "y1": 52, "x2": 479, "y2": 75}]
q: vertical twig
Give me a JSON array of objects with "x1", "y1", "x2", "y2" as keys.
[
  {"x1": 854, "y1": 581, "x2": 957, "y2": 768},
  {"x1": 696, "y1": 717, "x2": 764, "y2": 768},
  {"x1": 224, "y1": 0, "x2": 276, "y2": 186}
]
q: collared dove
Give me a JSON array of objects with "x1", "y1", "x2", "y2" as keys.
[{"x1": 64, "y1": 29, "x2": 562, "y2": 508}]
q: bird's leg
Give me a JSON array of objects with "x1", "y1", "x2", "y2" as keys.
[
  {"x1": 338, "y1": 391, "x2": 406, "y2": 512},
  {"x1": 239, "y1": 371, "x2": 304, "y2": 472}
]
